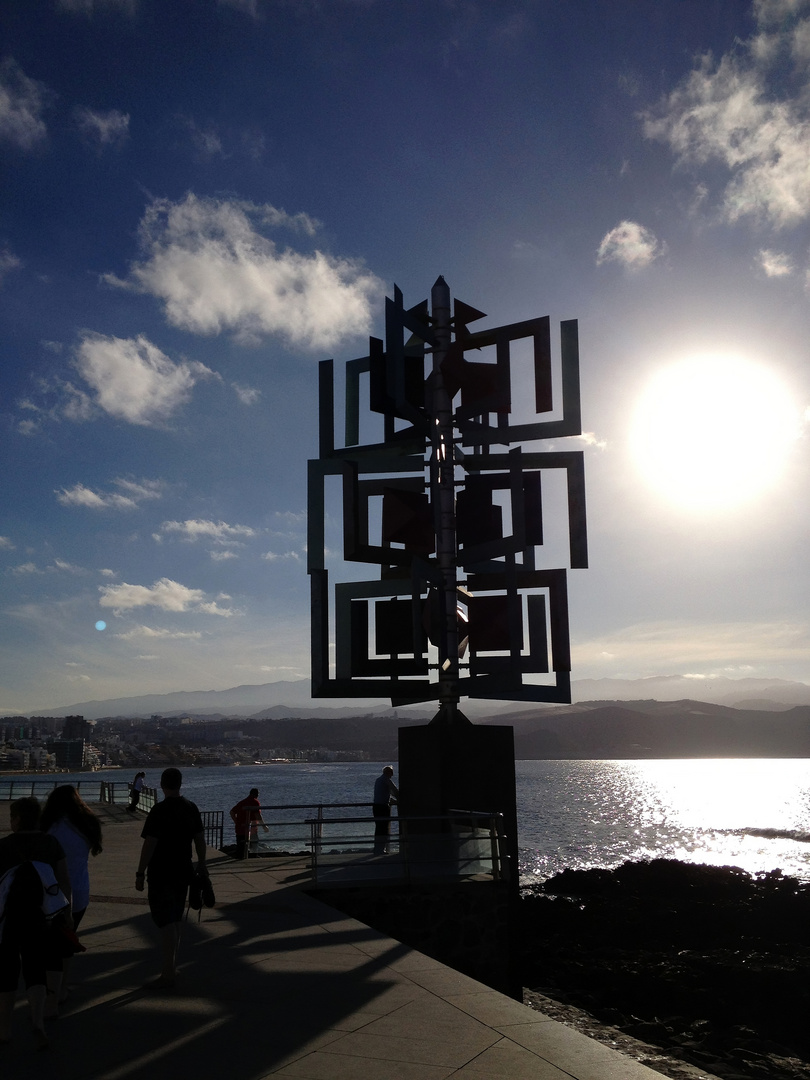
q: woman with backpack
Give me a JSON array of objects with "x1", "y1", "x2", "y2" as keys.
[{"x1": 0, "y1": 797, "x2": 71, "y2": 1050}]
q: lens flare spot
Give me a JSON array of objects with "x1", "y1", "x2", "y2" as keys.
[{"x1": 95, "y1": 620, "x2": 107, "y2": 631}]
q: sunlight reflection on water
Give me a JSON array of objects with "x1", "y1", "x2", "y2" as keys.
[
  {"x1": 31, "y1": 758, "x2": 810, "y2": 884},
  {"x1": 516, "y1": 759, "x2": 810, "y2": 883}
]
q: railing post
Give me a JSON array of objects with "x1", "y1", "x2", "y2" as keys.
[
  {"x1": 401, "y1": 817, "x2": 410, "y2": 883},
  {"x1": 310, "y1": 821, "x2": 319, "y2": 885},
  {"x1": 489, "y1": 816, "x2": 500, "y2": 880}
]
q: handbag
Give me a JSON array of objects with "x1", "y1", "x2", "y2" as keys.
[{"x1": 188, "y1": 867, "x2": 215, "y2": 913}]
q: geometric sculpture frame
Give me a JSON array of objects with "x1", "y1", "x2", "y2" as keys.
[{"x1": 308, "y1": 280, "x2": 587, "y2": 709}]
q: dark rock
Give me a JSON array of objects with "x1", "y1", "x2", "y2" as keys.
[{"x1": 519, "y1": 858, "x2": 810, "y2": 1080}]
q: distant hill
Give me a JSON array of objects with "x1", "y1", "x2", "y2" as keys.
[
  {"x1": 19, "y1": 679, "x2": 810, "y2": 757},
  {"x1": 571, "y1": 676, "x2": 810, "y2": 709},
  {"x1": 27, "y1": 680, "x2": 393, "y2": 721},
  {"x1": 494, "y1": 699, "x2": 810, "y2": 758},
  {"x1": 25, "y1": 674, "x2": 810, "y2": 721}
]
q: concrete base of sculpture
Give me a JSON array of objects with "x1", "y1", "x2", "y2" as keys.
[{"x1": 397, "y1": 721, "x2": 519, "y2": 889}]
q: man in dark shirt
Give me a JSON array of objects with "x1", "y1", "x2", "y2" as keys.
[
  {"x1": 135, "y1": 768, "x2": 207, "y2": 988},
  {"x1": 372, "y1": 766, "x2": 399, "y2": 855}
]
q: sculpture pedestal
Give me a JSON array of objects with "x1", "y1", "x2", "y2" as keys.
[{"x1": 397, "y1": 722, "x2": 519, "y2": 889}]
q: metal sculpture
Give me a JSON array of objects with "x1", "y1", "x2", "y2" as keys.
[{"x1": 308, "y1": 277, "x2": 587, "y2": 722}]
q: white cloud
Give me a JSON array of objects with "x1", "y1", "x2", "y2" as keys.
[
  {"x1": 643, "y1": 19, "x2": 810, "y2": 229},
  {"x1": 115, "y1": 477, "x2": 165, "y2": 501},
  {"x1": 754, "y1": 0, "x2": 808, "y2": 25},
  {"x1": 197, "y1": 600, "x2": 237, "y2": 616},
  {"x1": 210, "y1": 550, "x2": 239, "y2": 561},
  {"x1": 273, "y1": 509, "x2": 306, "y2": 525},
  {"x1": 53, "y1": 558, "x2": 82, "y2": 572},
  {"x1": 759, "y1": 248, "x2": 795, "y2": 275},
  {"x1": 0, "y1": 59, "x2": 51, "y2": 150},
  {"x1": 159, "y1": 519, "x2": 256, "y2": 544},
  {"x1": 56, "y1": 477, "x2": 164, "y2": 509},
  {"x1": 576, "y1": 619, "x2": 810, "y2": 673},
  {"x1": 99, "y1": 577, "x2": 236, "y2": 616},
  {"x1": 578, "y1": 431, "x2": 608, "y2": 451},
  {"x1": 74, "y1": 332, "x2": 217, "y2": 425},
  {"x1": 116, "y1": 625, "x2": 202, "y2": 640},
  {"x1": 0, "y1": 246, "x2": 22, "y2": 284},
  {"x1": 0, "y1": 537, "x2": 15, "y2": 551},
  {"x1": 56, "y1": 483, "x2": 137, "y2": 510},
  {"x1": 178, "y1": 116, "x2": 224, "y2": 158},
  {"x1": 596, "y1": 221, "x2": 665, "y2": 270},
  {"x1": 262, "y1": 550, "x2": 301, "y2": 561},
  {"x1": 74, "y1": 106, "x2": 130, "y2": 148},
  {"x1": 103, "y1": 192, "x2": 382, "y2": 349},
  {"x1": 232, "y1": 382, "x2": 261, "y2": 405},
  {"x1": 791, "y1": 17, "x2": 810, "y2": 62}
]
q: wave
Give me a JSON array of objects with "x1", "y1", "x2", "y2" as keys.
[{"x1": 740, "y1": 827, "x2": 810, "y2": 844}]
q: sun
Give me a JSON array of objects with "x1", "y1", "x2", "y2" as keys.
[{"x1": 629, "y1": 353, "x2": 799, "y2": 512}]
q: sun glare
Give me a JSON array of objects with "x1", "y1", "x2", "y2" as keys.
[{"x1": 629, "y1": 354, "x2": 798, "y2": 512}]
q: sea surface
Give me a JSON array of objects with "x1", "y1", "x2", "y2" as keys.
[{"x1": 8, "y1": 758, "x2": 810, "y2": 884}]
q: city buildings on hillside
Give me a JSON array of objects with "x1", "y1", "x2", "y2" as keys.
[{"x1": 0, "y1": 713, "x2": 372, "y2": 770}]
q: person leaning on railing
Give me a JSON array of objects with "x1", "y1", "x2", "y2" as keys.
[
  {"x1": 229, "y1": 787, "x2": 268, "y2": 859},
  {"x1": 372, "y1": 766, "x2": 399, "y2": 856},
  {"x1": 127, "y1": 772, "x2": 146, "y2": 813}
]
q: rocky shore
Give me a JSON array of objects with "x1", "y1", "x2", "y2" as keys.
[{"x1": 518, "y1": 859, "x2": 810, "y2": 1080}]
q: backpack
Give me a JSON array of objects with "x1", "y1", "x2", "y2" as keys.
[{"x1": 0, "y1": 861, "x2": 70, "y2": 943}]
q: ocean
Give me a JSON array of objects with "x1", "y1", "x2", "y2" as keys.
[{"x1": 9, "y1": 758, "x2": 810, "y2": 884}]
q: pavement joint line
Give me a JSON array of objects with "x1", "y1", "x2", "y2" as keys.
[
  {"x1": 94, "y1": 1015, "x2": 231, "y2": 1080},
  {"x1": 91, "y1": 895, "x2": 149, "y2": 904}
]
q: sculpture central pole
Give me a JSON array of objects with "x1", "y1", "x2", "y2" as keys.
[{"x1": 430, "y1": 275, "x2": 464, "y2": 723}]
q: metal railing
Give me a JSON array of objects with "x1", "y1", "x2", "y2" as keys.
[
  {"x1": 228, "y1": 799, "x2": 509, "y2": 884},
  {"x1": 230, "y1": 802, "x2": 372, "y2": 860},
  {"x1": 200, "y1": 810, "x2": 224, "y2": 850},
  {"x1": 114, "y1": 782, "x2": 158, "y2": 813},
  {"x1": 0, "y1": 778, "x2": 128, "y2": 803},
  {"x1": 305, "y1": 809, "x2": 509, "y2": 886},
  {"x1": 0, "y1": 778, "x2": 223, "y2": 850}
]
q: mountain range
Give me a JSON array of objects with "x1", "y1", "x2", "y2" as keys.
[{"x1": 18, "y1": 674, "x2": 810, "y2": 721}]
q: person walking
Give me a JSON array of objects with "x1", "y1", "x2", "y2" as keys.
[
  {"x1": 134, "y1": 768, "x2": 207, "y2": 989},
  {"x1": 372, "y1": 766, "x2": 399, "y2": 855},
  {"x1": 0, "y1": 798, "x2": 71, "y2": 1050},
  {"x1": 40, "y1": 785, "x2": 102, "y2": 1014},
  {"x1": 229, "y1": 788, "x2": 268, "y2": 859}
]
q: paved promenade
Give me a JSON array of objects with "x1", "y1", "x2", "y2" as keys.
[{"x1": 1, "y1": 801, "x2": 718, "y2": 1080}]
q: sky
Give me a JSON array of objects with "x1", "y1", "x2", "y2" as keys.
[{"x1": 2, "y1": 0, "x2": 810, "y2": 715}]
